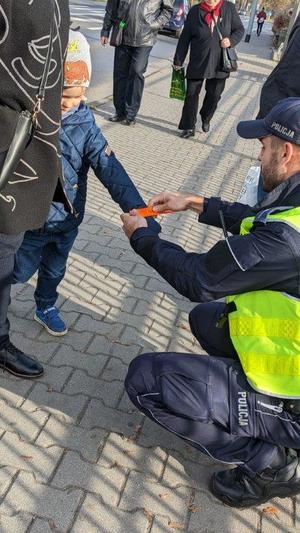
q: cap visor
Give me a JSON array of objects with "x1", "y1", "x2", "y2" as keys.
[{"x1": 237, "y1": 118, "x2": 269, "y2": 139}]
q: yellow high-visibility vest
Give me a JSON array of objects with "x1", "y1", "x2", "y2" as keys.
[{"x1": 227, "y1": 207, "x2": 300, "y2": 398}]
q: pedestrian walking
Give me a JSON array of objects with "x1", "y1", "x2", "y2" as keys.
[
  {"x1": 13, "y1": 30, "x2": 160, "y2": 337},
  {"x1": 100, "y1": 0, "x2": 174, "y2": 126},
  {"x1": 256, "y1": 7, "x2": 266, "y2": 36},
  {"x1": 121, "y1": 98, "x2": 300, "y2": 508},
  {"x1": 0, "y1": 0, "x2": 69, "y2": 378},
  {"x1": 173, "y1": 0, "x2": 244, "y2": 139}
]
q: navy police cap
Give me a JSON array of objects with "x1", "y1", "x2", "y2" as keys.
[{"x1": 237, "y1": 97, "x2": 300, "y2": 145}]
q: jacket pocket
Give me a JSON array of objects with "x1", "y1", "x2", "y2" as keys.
[{"x1": 156, "y1": 353, "x2": 213, "y2": 422}]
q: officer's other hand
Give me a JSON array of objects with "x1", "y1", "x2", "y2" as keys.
[
  {"x1": 173, "y1": 64, "x2": 182, "y2": 71},
  {"x1": 220, "y1": 37, "x2": 231, "y2": 48},
  {"x1": 148, "y1": 191, "x2": 190, "y2": 213},
  {"x1": 121, "y1": 211, "x2": 148, "y2": 238},
  {"x1": 100, "y1": 36, "x2": 109, "y2": 46}
]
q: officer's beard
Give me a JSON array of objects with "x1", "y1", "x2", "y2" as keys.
[{"x1": 261, "y1": 154, "x2": 286, "y2": 192}]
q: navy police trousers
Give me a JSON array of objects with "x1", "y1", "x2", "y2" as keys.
[{"x1": 125, "y1": 302, "x2": 300, "y2": 475}]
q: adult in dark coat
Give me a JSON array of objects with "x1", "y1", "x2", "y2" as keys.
[
  {"x1": 173, "y1": 0, "x2": 244, "y2": 138},
  {"x1": 256, "y1": 15, "x2": 300, "y2": 202},
  {"x1": 0, "y1": 0, "x2": 69, "y2": 378},
  {"x1": 100, "y1": 0, "x2": 174, "y2": 125},
  {"x1": 257, "y1": 15, "x2": 300, "y2": 119}
]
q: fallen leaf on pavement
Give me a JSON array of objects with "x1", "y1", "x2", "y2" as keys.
[
  {"x1": 20, "y1": 455, "x2": 33, "y2": 460},
  {"x1": 159, "y1": 492, "x2": 170, "y2": 500},
  {"x1": 188, "y1": 504, "x2": 200, "y2": 513},
  {"x1": 177, "y1": 323, "x2": 189, "y2": 330},
  {"x1": 168, "y1": 521, "x2": 185, "y2": 530},
  {"x1": 262, "y1": 506, "x2": 280, "y2": 518}
]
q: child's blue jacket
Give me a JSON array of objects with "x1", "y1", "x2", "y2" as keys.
[{"x1": 43, "y1": 103, "x2": 160, "y2": 233}]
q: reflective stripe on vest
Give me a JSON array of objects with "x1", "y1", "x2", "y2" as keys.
[{"x1": 227, "y1": 207, "x2": 300, "y2": 399}]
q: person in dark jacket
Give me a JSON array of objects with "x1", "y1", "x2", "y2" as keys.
[
  {"x1": 13, "y1": 31, "x2": 160, "y2": 336},
  {"x1": 100, "y1": 0, "x2": 174, "y2": 125},
  {"x1": 255, "y1": 15, "x2": 300, "y2": 202},
  {"x1": 173, "y1": 0, "x2": 244, "y2": 138},
  {"x1": 256, "y1": 7, "x2": 266, "y2": 36},
  {"x1": 121, "y1": 98, "x2": 300, "y2": 507},
  {"x1": 258, "y1": 15, "x2": 300, "y2": 119},
  {"x1": 0, "y1": 0, "x2": 69, "y2": 379}
]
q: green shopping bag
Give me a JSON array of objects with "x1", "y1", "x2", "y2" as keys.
[{"x1": 169, "y1": 67, "x2": 186, "y2": 101}]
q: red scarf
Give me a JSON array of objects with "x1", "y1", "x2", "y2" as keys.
[{"x1": 200, "y1": 0, "x2": 223, "y2": 28}]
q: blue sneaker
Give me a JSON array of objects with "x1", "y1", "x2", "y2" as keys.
[{"x1": 34, "y1": 307, "x2": 68, "y2": 336}]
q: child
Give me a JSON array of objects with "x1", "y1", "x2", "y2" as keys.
[{"x1": 13, "y1": 30, "x2": 160, "y2": 336}]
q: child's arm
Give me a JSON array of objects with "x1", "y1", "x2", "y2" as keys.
[{"x1": 83, "y1": 112, "x2": 161, "y2": 233}]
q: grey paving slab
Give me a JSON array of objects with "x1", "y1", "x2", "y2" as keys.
[
  {"x1": 36, "y1": 415, "x2": 107, "y2": 461},
  {"x1": 22, "y1": 383, "x2": 87, "y2": 423},
  {"x1": 52, "y1": 450, "x2": 126, "y2": 505},
  {"x1": 120, "y1": 471, "x2": 191, "y2": 526},
  {"x1": 0, "y1": 402, "x2": 48, "y2": 442},
  {"x1": 0, "y1": 513, "x2": 33, "y2": 533},
  {"x1": 0, "y1": 432, "x2": 63, "y2": 482},
  {"x1": 51, "y1": 345, "x2": 108, "y2": 377},
  {"x1": 80, "y1": 397, "x2": 143, "y2": 436},
  {"x1": 0, "y1": 472, "x2": 82, "y2": 532},
  {"x1": 98, "y1": 433, "x2": 167, "y2": 480},
  {"x1": 188, "y1": 491, "x2": 260, "y2": 533},
  {"x1": 72, "y1": 493, "x2": 149, "y2": 533},
  {"x1": 63, "y1": 370, "x2": 124, "y2": 407}
]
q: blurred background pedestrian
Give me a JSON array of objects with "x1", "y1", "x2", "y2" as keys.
[{"x1": 173, "y1": 0, "x2": 244, "y2": 139}]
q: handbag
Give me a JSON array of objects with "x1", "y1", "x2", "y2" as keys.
[
  {"x1": 213, "y1": 15, "x2": 238, "y2": 74},
  {"x1": 169, "y1": 66, "x2": 186, "y2": 101},
  {"x1": 109, "y1": 0, "x2": 126, "y2": 47},
  {"x1": 110, "y1": 20, "x2": 126, "y2": 47},
  {"x1": 0, "y1": 7, "x2": 55, "y2": 193}
]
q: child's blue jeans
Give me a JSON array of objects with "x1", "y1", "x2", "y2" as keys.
[{"x1": 13, "y1": 227, "x2": 78, "y2": 310}]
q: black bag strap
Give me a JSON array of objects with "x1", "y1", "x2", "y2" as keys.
[
  {"x1": 33, "y1": 2, "x2": 56, "y2": 119},
  {"x1": 212, "y1": 14, "x2": 223, "y2": 40}
]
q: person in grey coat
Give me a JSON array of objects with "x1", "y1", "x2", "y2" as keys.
[{"x1": 100, "y1": 0, "x2": 174, "y2": 125}]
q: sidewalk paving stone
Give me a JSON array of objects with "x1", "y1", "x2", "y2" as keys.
[
  {"x1": 72, "y1": 493, "x2": 149, "y2": 533},
  {"x1": 0, "y1": 472, "x2": 82, "y2": 532},
  {"x1": 0, "y1": 432, "x2": 63, "y2": 482},
  {"x1": 98, "y1": 433, "x2": 167, "y2": 479},
  {"x1": 52, "y1": 451, "x2": 126, "y2": 505},
  {"x1": 36, "y1": 416, "x2": 107, "y2": 462}
]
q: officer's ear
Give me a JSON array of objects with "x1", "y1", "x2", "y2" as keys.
[
  {"x1": 272, "y1": 137, "x2": 293, "y2": 168},
  {"x1": 282, "y1": 141, "x2": 294, "y2": 166}
]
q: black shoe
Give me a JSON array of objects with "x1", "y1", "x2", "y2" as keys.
[
  {"x1": 108, "y1": 115, "x2": 124, "y2": 123},
  {"x1": 179, "y1": 129, "x2": 195, "y2": 139},
  {"x1": 121, "y1": 118, "x2": 136, "y2": 126},
  {"x1": 211, "y1": 449, "x2": 300, "y2": 508},
  {"x1": 0, "y1": 341, "x2": 44, "y2": 378},
  {"x1": 202, "y1": 121, "x2": 210, "y2": 133}
]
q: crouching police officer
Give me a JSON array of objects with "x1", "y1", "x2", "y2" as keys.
[{"x1": 121, "y1": 97, "x2": 300, "y2": 508}]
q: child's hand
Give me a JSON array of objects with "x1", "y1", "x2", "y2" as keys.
[{"x1": 121, "y1": 210, "x2": 148, "y2": 238}]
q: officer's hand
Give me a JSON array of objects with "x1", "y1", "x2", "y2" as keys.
[
  {"x1": 121, "y1": 211, "x2": 148, "y2": 239},
  {"x1": 220, "y1": 37, "x2": 231, "y2": 48},
  {"x1": 173, "y1": 64, "x2": 182, "y2": 71},
  {"x1": 100, "y1": 36, "x2": 109, "y2": 46},
  {"x1": 149, "y1": 191, "x2": 205, "y2": 214},
  {"x1": 148, "y1": 191, "x2": 190, "y2": 214}
]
